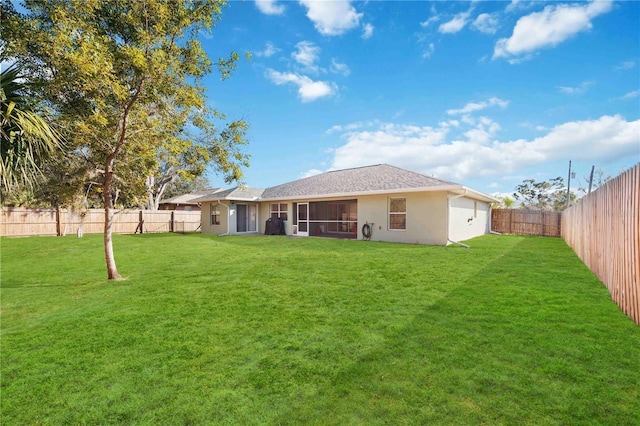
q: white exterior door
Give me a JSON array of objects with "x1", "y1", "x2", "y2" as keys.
[{"x1": 297, "y1": 203, "x2": 309, "y2": 236}]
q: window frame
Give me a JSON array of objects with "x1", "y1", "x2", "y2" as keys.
[
  {"x1": 270, "y1": 203, "x2": 288, "y2": 220},
  {"x1": 211, "y1": 204, "x2": 221, "y2": 226},
  {"x1": 388, "y1": 197, "x2": 407, "y2": 231}
]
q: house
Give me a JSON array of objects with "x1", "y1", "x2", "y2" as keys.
[
  {"x1": 158, "y1": 189, "x2": 221, "y2": 211},
  {"x1": 194, "y1": 164, "x2": 499, "y2": 245}
]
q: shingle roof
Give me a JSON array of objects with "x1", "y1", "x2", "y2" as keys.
[
  {"x1": 190, "y1": 164, "x2": 498, "y2": 203},
  {"x1": 160, "y1": 189, "x2": 221, "y2": 205},
  {"x1": 261, "y1": 164, "x2": 459, "y2": 199},
  {"x1": 191, "y1": 186, "x2": 265, "y2": 202}
]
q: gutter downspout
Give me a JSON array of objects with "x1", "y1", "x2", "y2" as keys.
[
  {"x1": 216, "y1": 200, "x2": 230, "y2": 236},
  {"x1": 447, "y1": 191, "x2": 471, "y2": 248}
]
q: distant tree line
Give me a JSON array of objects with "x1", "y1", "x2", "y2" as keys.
[{"x1": 496, "y1": 169, "x2": 612, "y2": 211}]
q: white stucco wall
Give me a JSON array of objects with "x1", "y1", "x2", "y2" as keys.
[
  {"x1": 203, "y1": 193, "x2": 491, "y2": 245},
  {"x1": 200, "y1": 202, "x2": 231, "y2": 235},
  {"x1": 447, "y1": 196, "x2": 491, "y2": 243},
  {"x1": 357, "y1": 192, "x2": 449, "y2": 245}
]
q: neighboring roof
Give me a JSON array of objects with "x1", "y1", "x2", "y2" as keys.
[
  {"x1": 263, "y1": 164, "x2": 463, "y2": 199},
  {"x1": 160, "y1": 189, "x2": 221, "y2": 205},
  {"x1": 192, "y1": 186, "x2": 265, "y2": 203},
  {"x1": 192, "y1": 164, "x2": 499, "y2": 203}
]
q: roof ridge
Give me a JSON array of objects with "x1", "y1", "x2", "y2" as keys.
[
  {"x1": 325, "y1": 164, "x2": 385, "y2": 174},
  {"x1": 386, "y1": 164, "x2": 458, "y2": 185}
]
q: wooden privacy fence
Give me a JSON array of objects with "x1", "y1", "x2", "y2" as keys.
[
  {"x1": 491, "y1": 209, "x2": 562, "y2": 237},
  {"x1": 0, "y1": 208, "x2": 201, "y2": 237},
  {"x1": 562, "y1": 163, "x2": 639, "y2": 326}
]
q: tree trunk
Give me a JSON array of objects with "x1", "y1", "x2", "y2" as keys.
[
  {"x1": 145, "y1": 172, "x2": 174, "y2": 210},
  {"x1": 103, "y1": 158, "x2": 122, "y2": 280}
]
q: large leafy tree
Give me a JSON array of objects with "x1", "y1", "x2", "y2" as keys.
[
  {"x1": 161, "y1": 175, "x2": 213, "y2": 201},
  {"x1": 513, "y1": 177, "x2": 576, "y2": 211},
  {"x1": 145, "y1": 118, "x2": 248, "y2": 210},
  {"x1": 1, "y1": 64, "x2": 64, "y2": 194},
  {"x1": 2, "y1": 0, "x2": 250, "y2": 279}
]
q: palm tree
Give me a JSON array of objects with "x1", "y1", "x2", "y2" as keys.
[{"x1": 1, "y1": 64, "x2": 64, "y2": 194}]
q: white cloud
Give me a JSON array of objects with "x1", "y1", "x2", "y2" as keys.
[
  {"x1": 362, "y1": 23, "x2": 374, "y2": 39},
  {"x1": 326, "y1": 120, "x2": 380, "y2": 134},
  {"x1": 420, "y1": 15, "x2": 439, "y2": 28},
  {"x1": 255, "y1": 0, "x2": 285, "y2": 16},
  {"x1": 266, "y1": 69, "x2": 336, "y2": 102},
  {"x1": 463, "y1": 117, "x2": 501, "y2": 145},
  {"x1": 505, "y1": 0, "x2": 537, "y2": 14},
  {"x1": 301, "y1": 169, "x2": 324, "y2": 178},
  {"x1": 494, "y1": 0, "x2": 613, "y2": 60},
  {"x1": 513, "y1": 115, "x2": 640, "y2": 162},
  {"x1": 298, "y1": 0, "x2": 362, "y2": 36},
  {"x1": 421, "y1": 3, "x2": 439, "y2": 27},
  {"x1": 472, "y1": 13, "x2": 499, "y2": 34},
  {"x1": 329, "y1": 123, "x2": 451, "y2": 173},
  {"x1": 557, "y1": 81, "x2": 594, "y2": 94},
  {"x1": 255, "y1": 42, "x2": 280, "y2": 58},
  {"x1": 505, "y1": 0, "x2": 521, "y2": 13},
  {"x1": 621, "y1": 90, "x2": 639, "y2": 99},
  {"x1": 446, "y1": 97, "x2": 509, "y2": 115},
  {"x1": 325, "y1": 115, "x2": 639, "y2": 182},
  {"x1": 439, "y1": 11, "x2": 471, "y2": 34},
  {"x1": 422, "y1": 43, "x2": 435, "y2": 59},
  {"x1": 292, "y1": 41, "x2": 320, "y2": 69},
  {"x1": 615, "y1": 60, "x2": 636, "y2": 71},
  {"x1": 330, "y1": 58, "x2": 350, "y2": 76}
]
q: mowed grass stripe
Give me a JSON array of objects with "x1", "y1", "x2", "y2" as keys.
[{"x1": 1, "y1": 234, "x2": 638, "y2": 425}]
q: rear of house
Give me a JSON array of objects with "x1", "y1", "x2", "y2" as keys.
[{"x1": 196, "y1": 164, "x2": 497, "y2": 245}]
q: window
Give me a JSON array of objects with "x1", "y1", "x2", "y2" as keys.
[
  {"x1": 270, "y1": 203, "x2": 288, "y2": 220},
  {"x1": 211, "y1": 204, "x2": 221, "y2": 226},
  {"x1": 389, "y1": 197, "x2": 406, "y2": 230}
]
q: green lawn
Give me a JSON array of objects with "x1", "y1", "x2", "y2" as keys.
[{"x1": 1, "y1": 233, "x2": 639, "y2": 425}]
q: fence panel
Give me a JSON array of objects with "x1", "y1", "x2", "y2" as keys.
[
  {"x1": 142, "y1": 210, "x2": 173, "y2": 233},
  {"x1": 173, "y1": 211, "x2": 202, "y2": 233},
  {"x1": 491, "y1": 209, "x2": 562, "y2": 237},
  {"x1": 1, "y1": 208, "x2": 202, "y2": 237},
  {"x1": 0, "y1": 208, "x2": 58, "y2": 237},
  {"x1": 562, "y1": 163, "x2": 639, "y2": 325}
]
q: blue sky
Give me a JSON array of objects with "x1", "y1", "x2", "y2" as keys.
[{"x1": 202, "y1": 0, "x2": 639, "y2": 197}]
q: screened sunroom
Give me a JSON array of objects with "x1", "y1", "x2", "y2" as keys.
[{"x1": 292, "y1": 199, "x2": 358, "y2": 239}]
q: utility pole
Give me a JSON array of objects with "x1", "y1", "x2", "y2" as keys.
[
  {"x1": 587, "y1": 165, "x2": 595, "y2": 194},
  {"x1": 566, "y1": 160, "x2": 572, "y2": 209}
]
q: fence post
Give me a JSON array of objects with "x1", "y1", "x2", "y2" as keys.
[
  {"x1": 171, "y1": 210, "x2": 175, "y2": 233},
  {"x1": 56, "y1": 206, "x2": 62, "y2": 236},
  {"x1": 557, "y1": 211, "x2": 561, "y2": 237},
  {"x1": 139, "y1": 210, "x2": 144, "y2": 234}
]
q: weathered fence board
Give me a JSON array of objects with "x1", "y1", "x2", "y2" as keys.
[
  {"x1": 491, "y1": 209, "x2": 562, "y2": 237},
  {"x1": 0, "y1": 208, "x2": 201, "y2": 237},
  {"x1": 562, "y1": 163, "x2": 639, "y2": 326}
]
